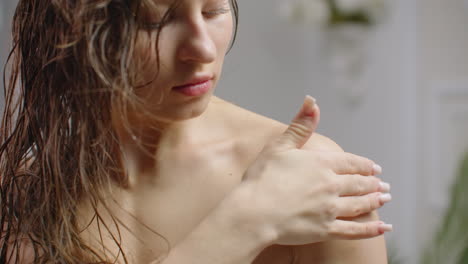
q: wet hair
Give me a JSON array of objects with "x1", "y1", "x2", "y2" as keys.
[{"x1": 0, "y1": 0, "x2": 238, "y2": 263}]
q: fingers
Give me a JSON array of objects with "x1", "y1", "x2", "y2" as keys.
[
  {"x1": 338, "y1": 175, "x2": 390, "y2": 196},
  {"x1": 319, "y1": 152, "x2": 382, "y2": 176},
  {"x1": 329, "y1": 220, "x2": 393, "y2": 240},
  {"x1": 335, "y1": 192, "x2": 392, "y2": 218},
  {"x1": 274, "y1": 95, "x2": 320, "y2": 150}
]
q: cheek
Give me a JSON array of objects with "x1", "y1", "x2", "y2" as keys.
[{"x1": 214, "y1": 15, "x2": 234, "y2": 55}]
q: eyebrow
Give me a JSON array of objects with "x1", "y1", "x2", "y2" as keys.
[{"x1": 151, "y1": 0, "x2": 174, "y2": 5}]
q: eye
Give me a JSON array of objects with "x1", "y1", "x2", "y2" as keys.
[
  {"x1": 203, "y1": 7, "x2": 231, "y2": 18},
  {"x1": 139, "y1": 4, "x2": 231, "y2": 30}
]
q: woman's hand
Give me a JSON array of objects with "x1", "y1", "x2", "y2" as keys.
[
  {"x1": 155, "y1": 96, "x2": 391, "y2": 264},
  {"x1": 238, "y1": 96, "x2": 392, "y2": 246}
]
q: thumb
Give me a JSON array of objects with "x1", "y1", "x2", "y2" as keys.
[{"x1": 276, "y1": 95, "x2": 320, "y2": 150}]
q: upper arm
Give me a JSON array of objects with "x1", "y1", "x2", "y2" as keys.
[{"x1": 297, "y1": 134, "x2": 388, "y2": 264}]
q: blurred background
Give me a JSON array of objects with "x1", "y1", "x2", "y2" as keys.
[{"x1": 1, "y1": 0, "x2": 468, "y2": 263}]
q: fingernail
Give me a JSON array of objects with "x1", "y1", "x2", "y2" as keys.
[
  {"x1": 379, "y1": 182, "x2": 391, "y2": 193},
  {"x1": 379, "y1": 223, "x2": 393, "y2": 232},
  {"x1": 303, "y1": 95, "x2": 317, "y2": 116},
  {"x1": 373, "y1": 164, "x2": 382, "y2": 175},
  {"x1": 379, "y1": 193, "x2": 392, "y2": 203},
  {"x1": 305, "y1": 95, "x2": 317, "y2": 106}
]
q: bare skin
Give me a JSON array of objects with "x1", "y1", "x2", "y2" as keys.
[
  {"x1": 6, "y1": 0, "x2": 389, "y2": 263},
  {"x1": 74, "y1": 0, "x2": 388, "y2": 262},
  {"x1": 78, "y1": 96, "x2": 387, "y2": 264}
]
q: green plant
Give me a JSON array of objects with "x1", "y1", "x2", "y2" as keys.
[
  {"x1": 281, "y1": 0, "x2": 386, "y2": 27},
  {"x1": 327, "y1": 0, "x2": 378, "y2": 26},
  {"x1": 421, "y1": 151, "x2": 468, "y2": 264},
  {"x1": 387, "y1": 241, "x2": 405, "y2": 264}
]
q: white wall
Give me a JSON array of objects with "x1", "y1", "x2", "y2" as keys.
[
  {"x1": 416, "y1": 0, "x2": 468, "y2": 259},
  {"x1": 0, "y1": 0, "x2": 17, "y2": 106},
  {"x1": 217, "y1": 0, "x2": 468, "y2": 263}
]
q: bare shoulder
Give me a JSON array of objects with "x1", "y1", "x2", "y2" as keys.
[
  {"x1": 211, "y1": 96, "x2": 341, "y2": 153},
  {"x1": 214, "y1": 97, "x2": 387, "y2": 264}
]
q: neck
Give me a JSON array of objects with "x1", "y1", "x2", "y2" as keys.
[{"x1": 112, "y1": 97, "x2": 224, "y2": 182}]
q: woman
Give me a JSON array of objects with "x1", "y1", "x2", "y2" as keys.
[{"x1": 0, "y1": 0, "x2": 392, "y2": 263}]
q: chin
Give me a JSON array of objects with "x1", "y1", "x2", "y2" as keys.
[{"x1": 153, "y1": 93, "x2": 214, "y2": 122}]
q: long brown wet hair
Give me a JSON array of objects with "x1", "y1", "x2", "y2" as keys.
[{"x1": 0, "y1": 0, "x2": 238, "y2": 263}]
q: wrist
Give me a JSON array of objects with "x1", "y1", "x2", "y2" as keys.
[
  {"x1": 220, "y1": 182, "x2": 278, "y2": 247},
  {"x1": 158, "y1": 184, "x2": 277, "y2": 264}
]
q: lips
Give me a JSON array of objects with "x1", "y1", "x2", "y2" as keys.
[
  {"x1": 173, "y1": 75, "x2": 214, "y2": 89},
  {"x1": 172, "y1": 75, "x2": 214, "y2": 96}
]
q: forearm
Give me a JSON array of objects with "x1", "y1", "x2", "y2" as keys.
[
  {"x1": 296, "y1": 211, "x2": 388, "y2": 264},
  {"x1": 150, "y1": 185, "x2": 276, "y2": 264}
]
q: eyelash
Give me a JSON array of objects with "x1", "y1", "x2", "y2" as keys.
[
  {"x1": 144, "y1": 7, "x2": 231, "y2": 30},
  {"x1": 204, "y1": 8, "x2": 231, "y2": 17}
]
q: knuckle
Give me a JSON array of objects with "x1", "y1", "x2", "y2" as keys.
[
  {"x1": 351, "y1": 204, "x2": 363, "y2": 216},
  {"x1": 366, "y1": 160, "x2": 375, "y2": 175},
  {"x1": 328, "y1": 182, "x2": 340, "y2": 194},
  {"x1": 364, "y1": 224, "x2": 372, "y2": 235},
  {"x1": 351, "y1": 223, "x2": 362, "y2": 236},
  {"x1": 318, "y1": 225, "x2": 329, "y2": 240},
  {"x1": 344, "y1": 153, "x2": 356, "y2": 168},
  {"x1": 367, "y1": 223, "x2": 379, "y2": 236},
  {"x1": 361, "y1": 178, "x2": 378, "y2": 194},
  {"x1": 364, "y1": 197, "x2": 373, "y2": 212},
  {"x1": 371, "y1": 178, "x2": 381, "y2": 191},
  {"x1": 288, "y1": 123, "x2": 312, "y2": 139},
  {"x1": 325, "y1": 201, "x2": 338, "y2": 218},
  {"x1": 371, "y1": 194, "x2": 383, "y2": 210},
  {"x1": 324, "y1": 177, "x2": 340, "y2": 194},
  {"x1": 355, "y1": 181, "x2": 366, "y2": 194},
  {"x1": 325, "y1": 222, "x2": 336, "y2": 236},
  {"x1": 374, "y1": 193, "x2": 383, "y2": 208},
  {"x1": 344, "y1": 156, "x2": 355, "y2": 172},
  {"x1": 354, "y1": 155, "x2": 374, "y2": 175}
]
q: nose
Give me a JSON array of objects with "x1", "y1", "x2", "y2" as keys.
[{"x1": 177, "y1": 17, "x2": 217, "y2": 64}]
